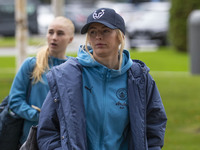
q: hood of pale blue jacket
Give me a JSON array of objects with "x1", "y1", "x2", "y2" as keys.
[{"x1": 77, "y1": 46, "x2": 133, "y2": 78}]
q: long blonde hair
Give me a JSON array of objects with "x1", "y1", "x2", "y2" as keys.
[
  {"x1": 32, "y1": 46, "x2": 50, "y2": 83},
  {"x1": 32, "y1": 16, "x2": 75, "y2": 83},
  {"x1": 85, "y1": 29, "x2": 125, "y2": 69}
]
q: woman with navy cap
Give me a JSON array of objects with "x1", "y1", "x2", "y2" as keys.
[{"x1": 37, "y1": 8, "x2": 167, "y2": 150}]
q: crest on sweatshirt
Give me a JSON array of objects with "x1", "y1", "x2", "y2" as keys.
[{"x1": 116, "y1": 88, "x2": 127, "y2": 100}]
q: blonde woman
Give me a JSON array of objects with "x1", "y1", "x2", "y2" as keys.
[
  {"x1": 37, "y1": 8, "x2": 167, "y2": 150},
  {"x1": 9, "y1": 16, "x2": 74, "y2": 146}
]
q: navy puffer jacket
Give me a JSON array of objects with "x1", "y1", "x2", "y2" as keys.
[{"x1": 37, "y1": 57, "x2": 167, "y2": 150}]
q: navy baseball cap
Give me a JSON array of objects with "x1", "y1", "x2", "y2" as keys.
[{"x1": 81, "y1": 8, "x2": 125, "y2": 35}]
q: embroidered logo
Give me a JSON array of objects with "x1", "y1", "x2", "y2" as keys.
[
  {"x1": 85, "y1": 86, "x2": 93, "y2": 93},
  {"x1": 93, "y1": 9, "x2": 105, "y2": 19},
  {"x1": 116, "y1": 101, "x2": 128, "y2": 109},
  {"x1": 116, "y1": 88, "x2": 127, "y2": 100}
]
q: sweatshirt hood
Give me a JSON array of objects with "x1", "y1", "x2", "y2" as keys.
[{"x1": 77, "y1": 46, "x2": 133, "y2": 78}]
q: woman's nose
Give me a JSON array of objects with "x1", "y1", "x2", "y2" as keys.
[
  {"x1": 96, "y1": 31, "x2": 102, "y2": 39},
  {"x1": 52, "y1": 33, "x2": 57, "y2": 40}
]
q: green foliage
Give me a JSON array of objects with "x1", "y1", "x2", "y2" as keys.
[{"x1": 169, "y1": 0, "x2": 200, "y2": 52}]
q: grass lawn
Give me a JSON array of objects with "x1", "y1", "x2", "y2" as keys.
[
  {"x1": 153, "y1": 72, "x2": 200, "y2": 150},
  {"x1": 130, "y1": 46, "x2": 189, "y2": 72},
  {"x1": 0, "y1": 46, "x2": 200, "y2": 149},
  {"x1": 131, "y1": 47, "x2": 200, "y2": 149}
]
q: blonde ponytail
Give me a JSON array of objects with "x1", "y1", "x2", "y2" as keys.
[{"x1": 32, "y1": 46, "x2": 50, "y2": 83}]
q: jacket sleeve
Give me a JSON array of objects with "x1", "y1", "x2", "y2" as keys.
[
  {"x1": 146, "y1": 73, "x2": 167, "y2": 149},
  {"x1": 37, "y1": 92, "x2": 62, "y2": 150},
  {"x1": 9, "y1": 57, "x2": 39, "y2": 121}
]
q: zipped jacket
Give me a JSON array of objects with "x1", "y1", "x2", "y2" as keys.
[
  {"x1": 9, "y1": 56, "x2": 67, "y2": 144},
  {"x1": 37, "y1": 57, "x2": 167, "y2": 150}
]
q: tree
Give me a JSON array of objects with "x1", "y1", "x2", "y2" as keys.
[
  {"x1": 15, "y1": 0, "x2": 28, "y2": 71},
  {"x1": 169, "y1": 0, "x2": 200, "y2": 52}
]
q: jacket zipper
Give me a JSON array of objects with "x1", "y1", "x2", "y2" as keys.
[{"x1": 99, "y1": 71, "x2": 108, "y2": 149}]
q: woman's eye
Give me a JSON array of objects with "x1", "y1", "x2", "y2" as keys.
[
  {"x1": 48, "y1": 29, "x2": 54, "y2": 34},
  {"x1": 90, "y1": 30, "x2": 95, "y2": 34},
  {"x1": 104, "y1": 30, "x2": 110, "y2": 33},
  {"x1": 57, "y1": 32, "x2": 64, "y2": 36},
  {"x1": 89, "y1": 30, "x2": 96, "y2": 35},
  {"x1": 48, "y1": 31, "x2": 54, "y2": 35}
]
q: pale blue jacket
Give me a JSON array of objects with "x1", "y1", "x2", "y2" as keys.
[
  {"x1": 77, "y1": 48, "x2": 133, "y2": 149},
  {"x1": 9, "y1": 56, "x2": 67, "y2": 144},
  {"x1": 37, "y1": 52, "x2": 167, "y2": 150}
]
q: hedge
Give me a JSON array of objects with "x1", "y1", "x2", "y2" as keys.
[{"x1": 169, "y1": 0, "x2": 200, "y2": 52}]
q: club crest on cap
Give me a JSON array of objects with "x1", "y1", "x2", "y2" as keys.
[{"x1": 93, "y1": 9, "x2": 105, "y2": 19}]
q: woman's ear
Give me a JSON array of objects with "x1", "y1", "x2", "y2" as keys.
[
  {"x1": 122, "y1": 34, "x2": 125, "y2": 40},
  {"x1": 69, "y1": 37, "x2": 74, "y2": 44}
]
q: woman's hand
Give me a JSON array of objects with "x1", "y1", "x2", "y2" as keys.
[{"x1": 31, "y1": 105, "x2": 41, "y2": 112}]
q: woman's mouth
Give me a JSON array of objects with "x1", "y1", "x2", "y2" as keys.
[
  {"x1": 50, "y1": 43, "x2": 58, "y2": 47},
  {"x1": 96, "y1": 43, "x2": 105, "y2": 48}
]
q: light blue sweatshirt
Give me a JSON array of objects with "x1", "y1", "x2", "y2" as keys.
[
  {"x1": 77, "y1": 47, "x2": 133, "y2": 150},
  {"x1": 9, "y1": 56, "x2": 67, "y2": 144}
]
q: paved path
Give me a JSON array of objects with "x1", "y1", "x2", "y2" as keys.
[
  {"x1": 0, "y1": 34, "x2": 85, "y2": 56},
  {"x1": 0, "y1": 34, "x2": 131, "y2": 56}
]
